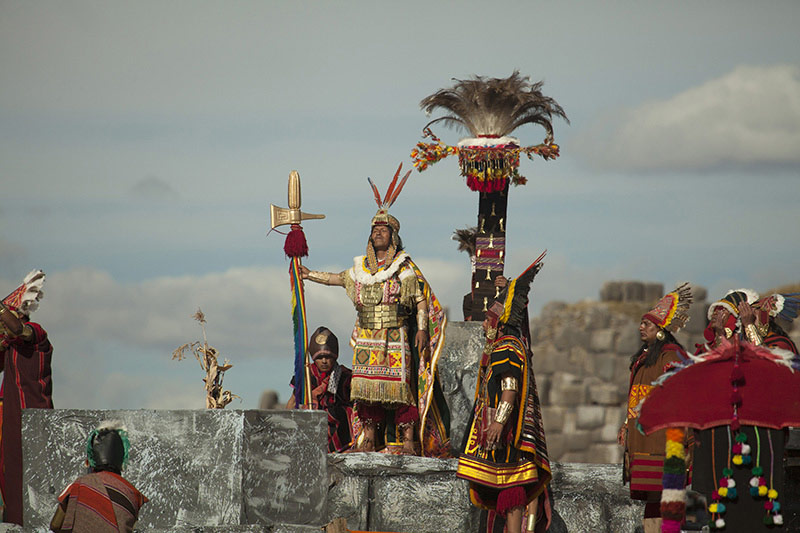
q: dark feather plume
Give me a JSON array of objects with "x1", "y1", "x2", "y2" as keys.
[
  {"x1": 452, "y1": 227, "x2": 478, "y2": 256},
  {"x1": 420, "y1": 71, "x2": 569, "y2": 141}
]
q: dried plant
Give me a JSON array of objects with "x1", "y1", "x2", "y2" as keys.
[{"x1": 172, "y1": 308, "x2": 239, "y2": 409}]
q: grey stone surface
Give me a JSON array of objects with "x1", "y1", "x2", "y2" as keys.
[
  {"x1": 21, "y1": 409, "x2": 327, "y2": 532},
  {"x1": 436, "y1": 320, "x2": 484, "y2": 454},
  {"x1": 326, "y1": 453, "x2": 479, "y2": 533},
  {"x1": 575, "y1": 405, "x2": 605, "y2": 430},
  {"x1": 23, "y1": 409, "x2": 246, "y2": 530},
  {"x1": 242, "y1": 410, "x2": 328, "y2": 527},
  {"x1": 590, "y1": 329, "x2": 616, "y2": 352},
  {"x1": 550, "y1": 462, "x2": 643, "y2": 533}
]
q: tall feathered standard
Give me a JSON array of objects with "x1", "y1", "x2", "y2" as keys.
[{"x1": 420, "y1": 71, "x2": 569, "y2": 143}]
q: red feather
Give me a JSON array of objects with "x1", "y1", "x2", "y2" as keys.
[
  {"x1": 367, "y1": 177, "x2": 382, "y2": 207},
  {"x1": 383, "y1": 163, "x2": 403, "y2": 205},
  {"x1": 387, "y1": 170, "x2": 412, "y2": 207}
]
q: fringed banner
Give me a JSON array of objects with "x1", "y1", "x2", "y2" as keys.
[{"x1": 289, "y1": 256, "x2": 311, "y2": 408}]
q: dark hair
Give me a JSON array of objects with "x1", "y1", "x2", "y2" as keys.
[{"x1": 630, "y1": 330, "x2": 685, "y2": 369}]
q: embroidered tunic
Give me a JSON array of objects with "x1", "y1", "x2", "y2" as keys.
[{"x1": 457, "y1": 335, "x2": 551, "y2": 514}]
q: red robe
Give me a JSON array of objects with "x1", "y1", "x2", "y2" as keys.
[{"x1": 0, "y1": 321, "x2": 53, "y2": 525}]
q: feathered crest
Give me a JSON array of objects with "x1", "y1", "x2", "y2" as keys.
[
  {"x1": 452, "y1": 226, "x2": 478, "y2": 257},
  {"x1": 756, "y1": 292, "x2": 800, "y2": 322},
  {"x1": 420, "y1": 71, "x2": 569, "y2": 142},
  {"x1": 3, "y1": 269, "x2": 45, "y2": 315},
  {"x1": 367, "y1": 163, "x2": 411, "y2": 210}
]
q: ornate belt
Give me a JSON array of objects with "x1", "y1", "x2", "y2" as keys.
[{"x1": 357, "y1": 304, "x2": 409, "y2": 329}]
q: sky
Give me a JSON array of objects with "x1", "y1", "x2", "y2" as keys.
[{"x1": 1, "y1": 1, "x2": 799, "y2": 410}]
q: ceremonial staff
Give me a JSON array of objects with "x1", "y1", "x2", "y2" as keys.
[{"x1": 270, "y1": 171, "x2": 324, "y2": 408}]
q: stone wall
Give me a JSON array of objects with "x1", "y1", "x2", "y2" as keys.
[{"x1": 530, "y1": 281, "x2": 711, "y2": 463}]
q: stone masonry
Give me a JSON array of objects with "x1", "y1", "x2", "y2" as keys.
[{"x1": 531, "y1": 281, "x2": 711, "y2": 464}]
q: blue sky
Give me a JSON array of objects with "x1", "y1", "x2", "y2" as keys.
[{"x1": 1, "y1": 1, "x2": 799, "y2": 409}]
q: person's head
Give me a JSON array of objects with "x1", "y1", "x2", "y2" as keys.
[
  {"x1": 86, "y1": 422, "x2": 129, "y2": 475},
  {"x1": 308, "y1": 326, "x2": 338, "y2": 373},
  {"x1": 707, "y1": 289, "x2": 759, "y2": 337},
  {"x1": 638, "y1": 317, "x2": 661, "y2": 346},
  {"x1": 370, "y1": 224, "x2": 392, "y2": 253}
]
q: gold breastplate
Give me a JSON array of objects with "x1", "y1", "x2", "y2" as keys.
[{"x1": 357, "y1": 303, "x2": 409, "y2": 329}]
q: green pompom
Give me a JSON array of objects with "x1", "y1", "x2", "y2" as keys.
[
  {"x1": 751, "y1": 466, "x2": 763, "y2": 476},
  {"x1": 722, "y1": 467, "x2": 733, "y2": 477},
  {"x1": 735, "y1": 432, "x2": 747, "y2": 443}
]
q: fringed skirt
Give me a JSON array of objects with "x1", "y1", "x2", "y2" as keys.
[{"x1": 350, "y1": 326, "x2": 414, "y2": 406}]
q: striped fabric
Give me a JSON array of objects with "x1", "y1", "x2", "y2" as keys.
[{"x1": 57, "y1": 471, "x2": 147, "y2": 533}]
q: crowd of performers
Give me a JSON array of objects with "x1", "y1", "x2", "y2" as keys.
[{"x1": 1, "y1": 185, "x2": 798, "y2": 533}]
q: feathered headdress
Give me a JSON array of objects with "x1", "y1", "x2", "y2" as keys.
[
  {"x1": 365, "y1": 163, "x2": 411, "y2": 274},
  {"x1": 754, "y1": 292, "x2": 800, "y2": 323},
  {"x1": 642, "y1": 282, "x2": 693, "y2": 333},
  {"x1": 3, "y1": 269, "x2": 45, "y2": 316},
  {"x1": 708, "y1": 289, "x2": 760, "y2": 321},
  {"x1": 412, "y1": 71, "x2": 569, "y2": 192},
  {"x1": 487, "y1": 250, "x2": 546, "y2": 330},
  {"x1": 452, "y1": 226, "x2": 478, "y2": 257}
]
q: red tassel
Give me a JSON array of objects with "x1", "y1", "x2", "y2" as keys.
[
  {"x1": 496, "y1": 486, "x2": 526, "y2": 516},
  {"x1": 730, "y1": 391, "x2": 742, "y2": 407},
  {"x1": 284, "y1": 225, "x2": 308, "y2": 258},
  {"x1": 730, "y1": 365, "x2": 745, "y2": 384}
]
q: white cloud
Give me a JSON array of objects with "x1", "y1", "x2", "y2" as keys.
[{"x1": 574, "y1": 64, "x2": 800, "y2": 172}]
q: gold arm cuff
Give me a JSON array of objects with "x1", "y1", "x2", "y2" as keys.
[
  {"x1": 526, "y1": 512, "x2": 536, "y2": 531},
  {"x1": 0, "y1": 306, "x2": 7, "y2": 315},
  {"x1": 494, "y1": 400, "x2": 514, "y2": 425},
  {"x1": 745, "y1": 324, "x2": 763, "y2": 345},
  {"x1": 417, "y1": 309, "x2": 428, "y2": 331},
  {"x1": 501, "y1": 376, "x2": 519, "y2": 392},
  {"x1": 307, "y1": 270, "x2": 332, "y2": 285}
]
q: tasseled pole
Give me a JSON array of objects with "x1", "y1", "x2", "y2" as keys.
[{"x1": 286, "y1": 226, "x2": 312, "y2": 409}]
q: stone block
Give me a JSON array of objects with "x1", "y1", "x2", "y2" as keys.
[
  {"x1": 552, "y1": 323, "x2": 590, "y2": 352},
  {"x1": 371, "y1": 471, "x2": 476, "y2": 532},
  {"x1": 535, "y1": 373, "x2": 551, "y2": 405},
  {"x1": 566, "y1": 430, "x2": 592, "y2": 451},
  {"x1": 548, "y1": 373, "x2": 587, "y2": 407},
  {"x1": 22, "y1": 409, "x2": 329, "y2": 532},
  {"x1": 436, "y1": 321, "x2": 484, "y2": 456},
  {"x1": 576, "y1": 406, "x2": 605, "y2": 430},
  {"x1": 325, "y1": 460, "x2": 369, "y2": 529},
  {"x1": 546, "y1": 434, "x2": 567, "y2": 460},
  {"x1": 599, "y1": 281, "x2": 623, "y2": 302},
  {"x1": 686, "y1": 301, "x2": 710, "y2": 334},
  {"x1": 242, "y1": 410, "x2": 328, "y2": 526},
  {"x1": 590, "y1": 329, "x2": 616, "y2": 352},
  {"x1": 590, "y1": 352, "x2": 617, "y2": 381},
  {"x1": 615, "y1": 326, "x2": 641, "y2": 355},
  {"x1": 622, "y1": 282, "x2": 644, "y2": 302},
  {"x1": 589, "y1": 382, "x2": 621, "y2": 405},
  {"x1": 541, "y1": 406, "x2": 566, "y2": 434},
  {"x1": 604, "y1": 407, "x2": 626, "y2": 427},
  {"x1": 531, "y1": 341, "x2": 559, "y2": 375},
  {"x1": 568, "y1": 345, "x2": 593, "y2": 376},
  {"x1": 597, "y1": 422, "x2": 622, "y2": 444},
  {"x1": 588, "y1": 443, "x2": 623, "y2": 464},
  {"x1": 643, "y1": 282, "x2": 665, "y2": 304},
  {"x1": 550, "y1": 462, "x2": 643, "y2": 532},
  {"x1": 583, "y1": 305, "x2": 611, "y2": 330},
  {"x1": 693, "y1": 285, "x2": 708, "y2": 302}
]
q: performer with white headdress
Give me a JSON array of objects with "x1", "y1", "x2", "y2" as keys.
[{"x1": 0, "y1": 269, "x2": 53, "y2": 525}]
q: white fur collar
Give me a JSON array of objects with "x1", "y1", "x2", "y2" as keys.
[{"x1": 350, "y1": 252, "x2": 410, "y2": 284}]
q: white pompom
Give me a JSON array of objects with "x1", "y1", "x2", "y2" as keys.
[
  {"x1": 773, "y1": 514, "x2": 783, "y2": 525},
  {"x1": 716, "y1": 518, "x2": 726, "y2": 528},
  {"x1": 727, "y1": 478, "x2": 736, "y2": 488},
  {"x1": 750, "y1": 477, "x2": 760, "y2": 487},
  {"x1": 741, "y1": 444, "x2": 751, "y2": 454}
]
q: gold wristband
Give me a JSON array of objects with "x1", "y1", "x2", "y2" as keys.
[
  {"x1": 494, "y1": 400, "x2": 513, "y2": 425},
  {"x1": 0, "y1": 306, "x2": 6, "y2": 315},
  {"x1": 526, "y1": 512, "x2": 536, "y2": 531},
  {"x1": 307, "y1": 270, "x2": 332, "y2": 285},
  {"x1": 417, "y1": 310, "x2": 428, "y2": 331},
  {"x1": 501, "y1": 377, "x2": 518, "y2": 392},
  {"x1": 744, "y1": 323, "x2": 763, "y2": 345}
]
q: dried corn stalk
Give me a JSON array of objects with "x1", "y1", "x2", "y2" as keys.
[{"x1": 172, "y1": 308, "x2": 238, "y2": 409}]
